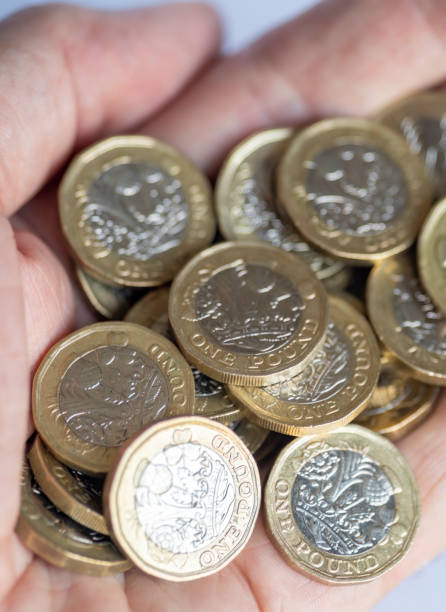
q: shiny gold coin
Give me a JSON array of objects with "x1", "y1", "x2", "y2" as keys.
[
  {"x1": 278, "y1": 118, "x2": 432, "y2": 263},
  {"x1": 33, "y1": 321, "x2": 194, "y2": 475},
  {"x1": 330, "y1": 290, "x2": 365, "y2": 315},
  {"x1": 264, "y1": 424, "x2": 420, "y2": 584},
  {"x1": 125, "y1": 287, "x2": 245, "y2": 423},
  {"x1": 322, "y1": 265, "x2": 352, "y2": 292},
  {"x1": 169, "y1": 242, "x2": 328, "y2": 385},
  {"x1": 16, "y1": 461, "x2": 131, "y2": 576},
  {"x1": 229, "y1": 418, "x2": 270, "y2": 456},
  {"x1": 59, "y1": 135, "x2": 215, "y2": 287},
  {"x1": 367, "y1": 255, "x2": 446, "y2": 385},
  {"x1": 418, "y1": 198, "x2": 446, "y2": 316},
  {"x1": 215, "y1": 128, "x2": 346, "y2": 283},
  {"x1": 356, "y1": 352, "x2": 439, "y2": 440},
  {"x1": 375, "y1": 92, "x2": 446, "y2": 196},
  {"x1": 28, "y1": 436, "x2": 108, "y2": 534},
  {"x1": 228, "y1": 295, "x2": 379, "y2": 436},
  {"x1": 104, "y1": 416, "x2": 261, "y2": 581},
  {"x1": 76, "y1": 266, "x2": 142, "y2": 319}
]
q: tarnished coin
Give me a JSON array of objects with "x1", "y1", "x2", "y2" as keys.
[
  {"x1": 76, "y1": 266, "x2": 142, "y2": 319},
  {"x1": 278, "y1": 118, "x2": 432, "y2": 263},
  {"x1": 59, "y1": 135, "x2": 215, "y2": 287},
  {"x1": 230, "y1": 418, "x2": 270, "y2": 456},
  {"x1": 169, "y1": 242, "x2": 328, "y2": 385},
  {"x1": 28, "y1": 436, "x2": 108, "y2": 534},
  {"x1": 356, "y1": 353, "x2": 439, "y2": 440},
  {"x1": 376, "y1": 92, "x2": 446, "y2": 196},
  {"x1": 125, "y1": 288, "x2": 245, "y2": 423},
  {"x1": 264, "y1": 425, "x2": 420, "y2": 584},
  {"x1": 418, "y1": 198, "x2": 446, "y2": 316},
  {"x1": 16, "y1": 461, "x2": 131, "y2": 576},
  {"x1": 104, "y1": 416, "x2": 261, "y2": 581},
  {"x1": 367, "y1": 255, "x2": 446, "y2": 385},
  {"x1": 228, "y1": 295, "x2": 379, "y2": 436},
  {"x1": 215, "y1": 128, "x2": 346, "y2": 283},
  {"x1": 33, "y1": 321, "x2": 194, "y2": 475}
]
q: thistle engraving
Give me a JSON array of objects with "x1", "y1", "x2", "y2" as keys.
[
  {"x1": 84, "y1": 162, "x2": 188, "y2": 260},
  {"x1": 195, "y1": 264, "x2": 302, "y2": 354},
  {"x1": 306, "y1": 144, "x2": 407, "y2": 236},
  {"x1": 265, "y1": 323, "x2": 352, "y2": 404},
  {"x1": 59, "y1": 346, "x2": 168, "y2": 447},
  {"x1": 135, "y1": 442, "x2": 235, "y2": 554},
  {"x1": 292, "y1": 450, "x2": 395, "y2": 555},
  {"x1": 392, "y1": 276, "x2": 446, "y2": 355}
]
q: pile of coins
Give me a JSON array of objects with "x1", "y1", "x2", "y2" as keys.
[{"x1": 17, "y1": 91, "x2": 446, "y2": 584}]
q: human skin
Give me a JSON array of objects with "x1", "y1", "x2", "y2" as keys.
[{"x1": 2, "y1": 0, "x2": 446, "y2": 610}]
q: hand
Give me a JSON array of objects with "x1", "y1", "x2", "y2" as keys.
[{"x1": 2, "y1": 1, "x2": 446, "y2": 609}]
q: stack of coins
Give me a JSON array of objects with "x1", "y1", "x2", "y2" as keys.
[{"x1": 17, "y1": 92, "x2": 446, "y2": 584}]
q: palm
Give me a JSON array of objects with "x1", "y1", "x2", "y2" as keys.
[{"x1": 2, "y1": 1, "x2": 446, "y2": 610}]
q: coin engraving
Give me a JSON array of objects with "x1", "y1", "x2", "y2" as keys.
[
  {"x1": 292, "y1": 450, "x2": 395, "y2": 556},
  {"x1": 264, "y1": 323, "x2": 352, "y2": 404},
  {"x1": 135, "y1": 442, "x2": 235, "y2": 554},
  {"x1": 59, "y1": 346, "x2": 169, "y2": 447},
  {"x1": 192, "y1": 367, "x2": 224, "y2": 397},
  {"x1": 392, "y1": 276, "x2": 446, "y2": 355},
  {"x1": 306, "y1": 144, "x2": 407, "y2": 236},
  {"x1": 195, "y1": 264, "x2": 302, "y2": 354},
  {"x1": 84, "y1": 162, "x2": 188, "y2": 260}
]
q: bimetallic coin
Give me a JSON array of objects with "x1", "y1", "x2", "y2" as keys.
[
  {"x1": 264, "y1": 425, "x2": 420, "y2": 584},
  {"x1": 16, "y1": 461, "x2": 131, "y2": 576},
  {"x1": 356, "y1": 353, "x2": 439, "y2": 440},
  {"x1": 215, "y1": 128, "x2": 345, "y2": 282},
  {"x1": 125, "y1": 288, "x2": 245, "y2": 423},
  {"x1": 76, "y1": 266, "x2": 142, "y2": 319},
  {"x1": 418, "y1": 198, "x2": 446, "y2": 316},
  {"x1": 228, "y1": 295, "x2": 379, "y2": 436},
  {"x1": 367, "y1": 255, "x2": 446, "y2": 385},
  {"x1": 376, "y1": 92, "x2": 446, "y2": 196},
  {"x1": 169, "y1": 242, "x2": 328, "y2": 385},
  {"x1": 104, "y1": 417, "x2": 261, "y2": 581},
  {"x1": 33, "y1": 321, "x2": 194, "y2": 475},
  {"x1": 59, "y1": 135, "x2": 215, "y2": 287},
  {"x1": 278, "y1": 118, "x2": 432, "y2": 263},
  {"x1": 28, "y1": 436, "x2": 108, "y2": 534}
]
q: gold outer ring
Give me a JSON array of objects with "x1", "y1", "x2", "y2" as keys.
[
  {"x1": 228, "y1": 295, "x2": 380, "y2": 436},
  {"x1": 76, "y1": 266, "x2": 141, "y2": 319},
  {"x1": 264, "y1": 425, "x2": 420, "y2": 584},
  {"x1": 28, "y1": 436, "x2": 108, "y2": 535},
  {"x1": 278, "y1": 118, "x2": 432, "y2": 263},
  {"x1": 125, "y1": 287, "x2": 245, "y2": 423},
  {"x1": 367, "y1": 255, "x2": 446, "y2": 385},
  {"x1": 59, "y1": 135, "x2": 215, "y2": 287},
  {"x1": 418, "y1": 198, "x2": 446, "y2": 316},
  {"x1": 169, "y1": 241, "x2": 328, "y2": 385},
  {"x1": 104, "y1": 416, "x2": 261, "y2": 581},
  {"x1": 17, "y1": 462, "x2": 131, "y2": 576},
  {"x1": 215, "y1": 127, "x2": 345, "y2": 282},
  {"x1": 33, "y1": 321, "x2": 195, "y2": 475}
]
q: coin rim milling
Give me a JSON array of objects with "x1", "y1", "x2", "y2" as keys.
[
  {"x1": 227, "y1": 295, "x2": 380, "y2": 435},
  {"x1": 16, "y1": 460, "x2": 132, "y2": 576},
  {"x1": 375, "y1": 91, "x2": 446, "y2": 196},
  {"x1": 264, "y1": 424, "x2": 420, "y2": 584},
  {"x1": 168, "y1": 241, "x2": 329, "y2": 385},
  {"x1": 32, "y1": 321, "x2": 195, "y2": 475},
  {"x1": 125, "y1": 287, "x2": 246, "y2": 423},
  {"x1": 278, "y1": 118, "x2": 432, "y2": 263},
  {"x1": 59, "y1": 135, "x2": 215, "y2": 287},
  {"x1": 215, "y1": 127, "x2": 345, "y2": 282},
  {"x1": 28, "y1": 435, "x2": 109, "y2": 535},
  {"x1": 367, "y1": 255, "x2": 446, "y2": 385},
  {"x1": 418, "y1": 197, "x2": 446, "y2": 317},
  {"x1": 103, "y1": 416, "x2": 261, "y2": 581}
]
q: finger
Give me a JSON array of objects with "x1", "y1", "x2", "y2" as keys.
[
  {"x1": 0, "y1": 2, "x2": 220, "y2": 217},
  {"x1": 143, "y1": 0, "x2": 446, "y2": 171}
]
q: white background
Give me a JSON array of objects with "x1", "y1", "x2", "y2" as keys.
[{"x1": 1, "y1": 0, "x2": 444, "y2": 610}]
